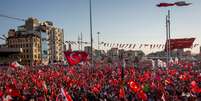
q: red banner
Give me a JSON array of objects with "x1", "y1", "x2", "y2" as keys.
[
  {"x1": 157, "y1": 3, "x2": 175, "y2": 7},
  {"x1": 165, "y1": 38, "x2": 195, "y2": 51}
]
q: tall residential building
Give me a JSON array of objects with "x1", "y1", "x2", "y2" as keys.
[
  {"x1": 22, "y1": 18, "x2": 64, "y2": 64},
  {"x1": 7, "y1": 29, "x2": 41, "y2": 65},
  {"x1": 48, "y1": 27, "x2": 64, "y2": 63},
  {"x1": 22, "y1": 17, "x2": 64, "y2": 64},
  {"x1": 5, "y1": 17, "x2": 64, "y2": 65}
]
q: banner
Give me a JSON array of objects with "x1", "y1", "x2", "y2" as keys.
[{"x1": 165, "y1": 38, "x2": 195, "y2": 51}]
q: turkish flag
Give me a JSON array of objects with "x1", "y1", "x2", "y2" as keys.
[
  {"x1": 128, "y1": 80, "x2": 141, "y2": 93},
  {"x1": 78, "y1": 51, "x2": 88, "y2": 61},
  {"x1": 157, "y1": 3, "x2": 175, "y2": 7},
  {"x1": 165, "y1": 38, "x2": 195, "y2": 51},
  {"x1": 119, "y1": 87, "x2": 125, "y2": 98},
  {"x1": 64, "y1": 51, "x2": 88, "y2": 65},
  {"x1": 137, "y1": 90, "x2": 147, "y2": 101}
]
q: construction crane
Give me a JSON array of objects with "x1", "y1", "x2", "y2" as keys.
[
  {"x1": 0, "y1": 14, "x2": 26, "y2": 40},
  {"x1": 0, "y1": 37, "x2": 5, "y2": 40},
  {"x1": 0, "y1": 14, "x2": 25, "y2": 21}
]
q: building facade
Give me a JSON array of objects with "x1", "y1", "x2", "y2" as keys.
[
  {"x1": 7, "y1": 29, "x2": 41, "y2": 65},
  {"x1": 6, "y1": 17, "x2": 65, "y2": 65},
  {"x1": 48, "y1": 27, "x2": 64, "y2": 63}
]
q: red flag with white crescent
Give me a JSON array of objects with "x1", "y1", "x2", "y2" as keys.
[
  {"x1": 64, "y1": 51, "x2": 88, "y2": 65},
  {"x1": 157, "y1": 3, "x2": 175, "y2": 7}
]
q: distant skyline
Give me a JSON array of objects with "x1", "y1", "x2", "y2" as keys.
[{"x1": 0, "y1": 0, "x2": 201, "y2": 54}]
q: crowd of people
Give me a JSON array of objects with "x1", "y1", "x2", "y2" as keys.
[{"x1": 0, "y1": 61, "x2": 201, "y2": 101}]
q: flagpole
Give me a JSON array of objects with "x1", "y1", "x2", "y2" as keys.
[
  {"x1": 97, "y1": 32, "x2": 100, "y2": 50},
  {"x1": 78, "y1": 34, "x2": 80, "y2": 51},
  {"x1": 168, "y1": 10, "x2": 171, "y2": 67},
  {"x1": 89, "y1": 0, "x2": 93, "y2": 66},
  {"x1": 81, "y1": 32, "x2": 83, "y2": 51},
  {"x1": 157, "y1": 1, "x2": 191, "y2": 67},
  {"x1": 166, "y1": 15, "x2": 169, "y2": 67},
  {"x1": 166, "y1": 10, "x2": 171, "y2": 67}
]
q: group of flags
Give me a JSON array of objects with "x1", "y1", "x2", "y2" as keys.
[
  {"x1": 102, "y1": 42, "x2": 165, "y2": 49},
  {"x1": 101, "y1": 42, "x2": 199, "y2": 50},
  {"x1": 65, "y1": 41, "x2": 89, "y2": 45},
  {"x1": 4, "y1": 55, "x2": 201, "y2": 101},
  {"x1": 65, "y1": 40, "x2": 199, "y2": 50}
]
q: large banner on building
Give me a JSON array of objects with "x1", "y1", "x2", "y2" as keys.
[{"x1": 165, "y1": 38, "x2": 195, "y2": 51}]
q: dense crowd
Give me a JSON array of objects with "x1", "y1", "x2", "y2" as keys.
[{"x1": 0, "y1": 61, "x2": 201, "y2": 101}]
